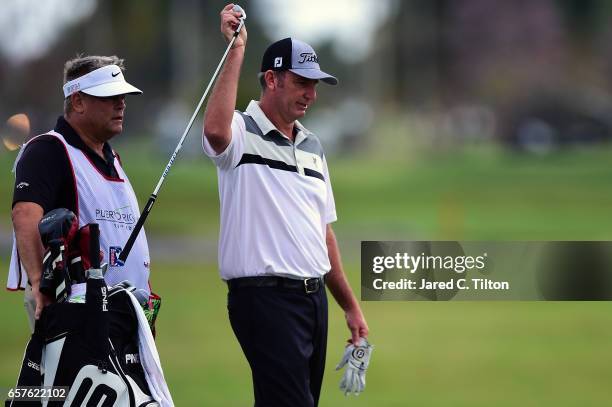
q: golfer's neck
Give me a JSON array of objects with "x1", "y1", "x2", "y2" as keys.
[
  {"x1": 259, "y1": 100, "x2": 295, "y2": 142},
  {"x1": 64, "y1": 115, "x2": 106, "y2": 158},
  {"x1": 276, "y1": 122, "x2": 295, "y2": 142}
]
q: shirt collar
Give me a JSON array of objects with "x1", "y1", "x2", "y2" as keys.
[
  {"x1": 55, "y1": 116, "x2": 85, "y2": 149},
  {"x1": 55, "y1": 116, "x2": 115, "y2": 163},
  {"x1": 245, "y1": 100, "x2": 314, "y2": 143}
]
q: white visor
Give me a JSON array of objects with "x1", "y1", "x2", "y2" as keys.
[{"x1": 62, "y1": 64, "x2": 142, "y2": 98}]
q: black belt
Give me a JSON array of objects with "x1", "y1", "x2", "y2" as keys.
[{"x1": 227, "y1": 276, "x2": 324, "y2": 294}]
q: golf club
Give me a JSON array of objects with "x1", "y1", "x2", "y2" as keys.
[{"x1": 119, "y1": 4, "x2": 246, "y2": 263}]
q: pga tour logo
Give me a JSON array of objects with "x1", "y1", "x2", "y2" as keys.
[{"x1": 109, "y1": 246, "x2": 125, "y2": 267}]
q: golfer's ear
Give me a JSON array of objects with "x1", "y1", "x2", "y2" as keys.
[
  {"x1": 71, "y1": 92, "x2": 86, "y2": 114},
  {"x1": 264, "y1": 70, "x2": 276, "y2": 91}
]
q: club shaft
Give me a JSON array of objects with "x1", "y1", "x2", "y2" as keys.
[
  {"x1": 152, "y1": 26, "x2": 241, "y2": 196},
  {"x1": 119, "y1": 22, "x2": 244, "y2": 263},
  {"x1": 89, "y1": 223, "x2": 100, "y2": 269},
  {"x1": 119, "y1": 194, "x2": 155, "y2": 263}
]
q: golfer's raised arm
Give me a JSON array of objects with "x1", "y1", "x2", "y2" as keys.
[{"x1": 203, "y1": 3, "x2": 247, "y2": 155}]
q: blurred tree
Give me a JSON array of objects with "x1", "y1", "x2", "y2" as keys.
[
  {"x1": 1, "y1": 0, "x2": 273, "y2": 140},
  {"x1": 556, "y1": 0, "x2": 612, "y2": 36},
  {"x1": 370, "y1": 0, "x2": 612, "y2": 107},
  {"x1": 4, "y1": 0, "x2": 612, "y2": 147}
]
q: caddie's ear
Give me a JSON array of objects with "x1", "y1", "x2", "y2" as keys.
[{"x1": 71, "y1": 92, "x2": 86, "y2": 114}]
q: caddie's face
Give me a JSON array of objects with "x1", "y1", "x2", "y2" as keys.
[
  {"x1": 80, "y1": 93, "x2": 127, "y2": 139},
  {"x1": 276, "y1": 71, "x2": 318, "y2": 120}
]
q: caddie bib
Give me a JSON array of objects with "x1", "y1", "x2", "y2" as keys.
[{"x1": 8, "y1": 131, "x2": 150, "y2": 293}]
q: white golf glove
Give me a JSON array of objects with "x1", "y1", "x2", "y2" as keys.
[{"x1": 335, "y1": 337, "x2": 373, "y2": 395}]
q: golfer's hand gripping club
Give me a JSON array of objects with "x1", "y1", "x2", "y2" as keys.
[
  {"x1": 336, "y1": 337, "x2": 373, "y2": 395},
  {"x1": 221, "y1": 4, "x2": 246, "y2": 47},
  {"x1": 230, "y1": 5, "x2": 246, "y2": 48},
  {"x1": 119, "y1": 5, "x2": 246, "y2": 263}
]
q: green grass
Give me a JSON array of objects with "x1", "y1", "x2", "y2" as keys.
[
  {"x1": 2, "y1": 144, "x2": 612, "y2": 405},
  {"x1": 329, "y1": 146, "x2": 612, "y2": 240},
  {"x1": 2, "y1": 262, "x2": 611, "y2": 406},
  {"x1": 3, "y1": 142, "x2": 612, "y2": 239}
]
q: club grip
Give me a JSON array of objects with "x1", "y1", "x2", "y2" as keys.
[
  {"x1": 89, "y1": 223, "x2": 100, "y2": 269},
  {"x1": 233, "y1": 4, "x2": 246, "y2": 19}
]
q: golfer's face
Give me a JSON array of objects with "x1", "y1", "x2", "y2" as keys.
[
  {"x1": 279, "y1": 72, "x2": 318, "y2": 120},
  {"x1": 82, "y1": 93, "x2": 127, "y2": 138}
]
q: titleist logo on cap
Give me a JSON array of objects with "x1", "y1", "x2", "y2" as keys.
[
  {"x1": 298, "y1": 53, "x2": 318, "y2": 64},
  {"x1": 260, "y1": 38, "x2": 338, "y2": 85}
]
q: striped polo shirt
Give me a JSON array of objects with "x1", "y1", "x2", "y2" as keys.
[{"x1": 203, "y1": 100, "x2": 337, "y2": 280}]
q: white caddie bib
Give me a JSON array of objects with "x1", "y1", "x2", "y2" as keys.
[{"x1": 7, "y1": 132, "x2": 151, "y2": 293}]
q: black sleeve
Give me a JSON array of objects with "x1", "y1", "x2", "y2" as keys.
[{"x1": 12, "y1": 137, "x2": 75, "y2": 214}]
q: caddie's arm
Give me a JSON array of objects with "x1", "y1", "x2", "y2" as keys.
[
  {"x1": 325, "y1": 224, "x2": 370, "y2": 344},
  {"x1": 12, "y1": 202, "x2": 52, "y2": 319},
  {"x1": 203, "y1": 3, "x2": 248, "y2": 155}
]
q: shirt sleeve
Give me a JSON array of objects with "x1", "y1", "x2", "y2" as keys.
[
  {"x1": 202, "y1": 112, "x2": 246, "y2": 171},
  {"x1": 322, "y1": 155, "x2": 337, "y2": 224},
  {"x1": 12, "y1": 138, "x2": 72, "y2": 213}
]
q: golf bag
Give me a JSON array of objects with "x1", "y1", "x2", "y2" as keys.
[{"x1": 6, "y1": 210, "x2": 172, "y2": 406}]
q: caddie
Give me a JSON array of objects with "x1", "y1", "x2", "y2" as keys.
[
  {"x1": 9, "y1": 55, "x2": 153, "y2": 331},
  {"x1": 202, "y1": 4, "x2": 372, "y2": 406}
]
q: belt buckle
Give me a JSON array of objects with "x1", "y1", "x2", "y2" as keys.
[{"x1": 304, "y1": 278, "x2": 319, "y2": 294}]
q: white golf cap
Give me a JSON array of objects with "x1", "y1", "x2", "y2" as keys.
[{"x1": 62, "y1": 64, "x2": 142, "y2": 98}]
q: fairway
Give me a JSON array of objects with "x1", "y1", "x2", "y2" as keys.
[
  {"x1": 2, "y1": 262, "x2": 611, "y2": 406},
  {"x1": 2, "y1": 145, "x2": 612, "y2": 405},
  {"x1": 3, "y1": 143, "x2": 612, "y2": 241}
]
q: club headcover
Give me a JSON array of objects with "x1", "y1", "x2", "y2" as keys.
[
  {"x1": 39, "y1": 208, "x2": 79, "y2": 246},
  {"x1": 38, "y1": 209, "x2": 79, "y2": 301}
]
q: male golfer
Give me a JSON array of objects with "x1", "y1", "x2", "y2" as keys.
[
  {"x1": 202, "y1": 5, "x2": 369, "y2": 406},
  {"x1": 9, "y1": 55, "x2": 152, "y2": 330}
]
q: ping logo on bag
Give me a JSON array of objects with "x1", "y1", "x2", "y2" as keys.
[
  {"x1": 125, "y1": 353, "x2": 140, "y2": 364},
  {"x1": 101, "y1": 286, "x2": 108, "y2": 311}
]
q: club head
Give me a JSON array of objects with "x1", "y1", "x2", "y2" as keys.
[{"x1": 233, "y1": 4, "x2": 246, "y2": 20}]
